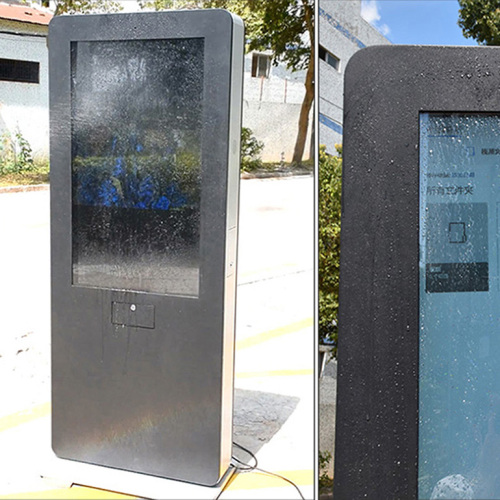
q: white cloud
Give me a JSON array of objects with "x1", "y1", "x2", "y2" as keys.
[
  {"x1": 361, "y1": 0, "x2": 391, "y2": 37},
  {"x1": 380, "y1": 23, "x2": 391, "y2": 36},
  {"x1": 361, "y1": 0, "x2": 381, "y2": 24}
]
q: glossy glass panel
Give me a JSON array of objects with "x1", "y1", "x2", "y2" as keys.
[
  {"x1": 419, "y1": 113, "x2": 500, "y2": 499},
  {"x1": 71, "y1": 39, "x2": 203, "y2": 296}
]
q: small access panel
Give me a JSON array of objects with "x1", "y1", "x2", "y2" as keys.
[{"x1": 49, "y1": 10, "x2": 244, "y2": 486}]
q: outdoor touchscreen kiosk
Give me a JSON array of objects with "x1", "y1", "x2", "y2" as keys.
[
  {"x1": 336, "y1": 46, "x2": 500, "y2": 499},
  {"x1": 49, "y1": 11, "x2": 243, "y2": 486}
]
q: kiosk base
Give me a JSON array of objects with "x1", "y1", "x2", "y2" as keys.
[{"x1": 42, "y1": 454, "x2": 236, "y2": 500}]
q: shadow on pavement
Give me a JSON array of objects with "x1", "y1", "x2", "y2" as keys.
[{"x1": 232, "y1": 388, "x2": 300, "y2": 458}]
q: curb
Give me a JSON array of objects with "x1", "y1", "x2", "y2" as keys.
[
  {"x1": 241, "y1": 170, "x2": 313, "y2": 179},
  {"x1": 0, "y1": 184, "x2": 49, "y2": 194},
  {"x1": 0, "y1": 172, "x2": 313, "y2": 193}
]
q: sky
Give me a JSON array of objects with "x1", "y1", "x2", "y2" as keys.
[{"x1": 360, "y1": 0, "x2": 478, "y2": 46}]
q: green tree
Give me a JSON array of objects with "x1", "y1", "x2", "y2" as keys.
[
  {"x1": 51, "y1": 0, "x2": 122, "y2": 15},
  {"x1": 240, "y1": 127, "x2": 264, "y2": 172},
  {"x1": 318, "y1": 145, "x2": 341, "y2": 351},
  {"x1": 319, "y1": 451, "x2": 333, "y2": 494},
  {"x1": 458, "y1": 0, "x2": 500, "y2": 45},
  {"x1": 139, "y1": 0, "x2": 314, "y2": 164}
]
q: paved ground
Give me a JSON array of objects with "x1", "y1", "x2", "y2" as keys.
[{"x1": 0, "y1": 175, "x2": 314, "y2": 499}]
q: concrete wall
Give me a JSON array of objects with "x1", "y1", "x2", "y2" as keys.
[
  {"x1": 243, "y1": 53, "x2": 312, "y2": 163},
  {"x1": 319, "y1": 0, "x2": 390, "y2": 154},
  {"x1": 0, "y1": 21, "x2": 49, "y2": 158}
]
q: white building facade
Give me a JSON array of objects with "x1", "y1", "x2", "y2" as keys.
[
  {"x1": 319, "y1": 0, "x2": 390, "y2": 154},
  {"x1": 0, "y1": 3, "x2": 51, "y2": 158},
  {"x1": 243, "y1": 51, "x2": 312, "y2": 163}
]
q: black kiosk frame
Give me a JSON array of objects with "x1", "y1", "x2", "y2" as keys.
[
  {"x1": 336, "y1": 46, "x2": 500, "y2": 499},
  {"x1": 49, "y1": 11, "x2": 243, "y2": 486}
]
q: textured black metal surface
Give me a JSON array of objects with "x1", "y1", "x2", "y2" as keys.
[
  {"x1": 49, "y1": 10, "x2": 243, "y2": 486},
  {"x1": 335, "y1": 45, "x2": 500, "y2": 499}
]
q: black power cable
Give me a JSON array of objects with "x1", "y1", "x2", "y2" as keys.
[{"x1": 217, "y1": 441, "x2": 306, "y2": 500}]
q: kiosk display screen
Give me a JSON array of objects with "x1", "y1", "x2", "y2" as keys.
[
  {"x1": 71, "y1": 39, "x2": 203, "y2": 297},
  {"x1": 419, "y1": 113, "x2": 500, "y2": 498}
]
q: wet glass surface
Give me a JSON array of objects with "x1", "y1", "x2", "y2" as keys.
[
  {"x1": 419, "y1": 114, "x2": 500, "y2": 499},
  {"x1": 71, "y1": 39, "x2": 203, "y2": 296}
]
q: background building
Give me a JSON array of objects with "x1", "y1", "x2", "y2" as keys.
[
  {"x1": 319, "y1": 0, "x2": 390, "y2": 154},
  {"x1": 243, "y1": 50, "x2": 312, "y2": 163},
  {"x1": 0, "y1": 2, "x2": 52, "y2": 158},
  {"x1": 1, "y1": 0, "x2": 311, "y2": 164}
]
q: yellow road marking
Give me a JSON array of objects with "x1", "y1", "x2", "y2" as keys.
[
  {"x1": 0, "y1": 471, "x2": 313, "y2": 498},
  {"x1": 236, "y1": 368, "x2": 313, "y2": 379},
  {"x1": 0, "y1": 486, "x2": 137, "y2": 499},
  {"x1": 0, "y1": 319, "x2": 312, "y2": 433},
  {"x1": 0, "y1": 402, "x2": 50, "y2": 433},
  {"x1": 236, "y1": 318, "x2": 313, "y2": 350},
  {"x1": 226, "y1": 469, "x2": 313, "y2": 490}
]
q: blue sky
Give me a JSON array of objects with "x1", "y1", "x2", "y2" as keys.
[{"x1": 360, "y1": 0, "x2": 478, "y2": 46}]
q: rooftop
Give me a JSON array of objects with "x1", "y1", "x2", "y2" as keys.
[{"x1": 0, "y1": 2, "x2": 52, "y2": 26}]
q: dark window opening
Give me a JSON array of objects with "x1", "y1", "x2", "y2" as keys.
[
  {"x1": 0, "y1": 58, "x2": 39, "y2": 84},
  {"x1": 251, "y1": 53, "x2": 271, "y2": 78},
  {"x1": 319, "y1": 45, "x2": 340, "y2": 71}
]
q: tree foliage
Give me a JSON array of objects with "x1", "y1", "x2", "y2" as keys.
[
  {"x1": 458, "y1": 0, "x2": 500, "y2": 45},
  {"x1": 240, "y1": 127, "x2": 264, "y2": 172},
  {"x1": 318, "y1": 145, "x2": 342, "y2": 351},
  {"x1": 139, "y1": 0, "x2": 314, "y2": 164},
  {"x1": 52, "y1": 0, "x2": 122, "y2": 15},
  {"x1": 139, "y1": 0, "x2": 311, "y2": 69},
  {"x1": 244, "y1": 0, "x2": 313, "y2": 164},
  {"x1": 319, "y1": 451, "x2": 333, "y2": 494},
  {"x1": 240, "y1": 0, "x2": 312, "y2": 73}
]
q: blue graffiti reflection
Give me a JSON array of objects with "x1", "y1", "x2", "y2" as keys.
[{"x1": 74, "y1": 146, "x2": 192, "y2": 211}]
